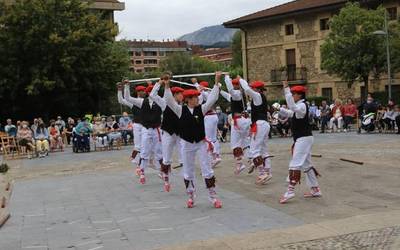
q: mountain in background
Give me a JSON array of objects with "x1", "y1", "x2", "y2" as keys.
[{"x1": 178, "y1": 25, "x2": 238, "y2": 47}]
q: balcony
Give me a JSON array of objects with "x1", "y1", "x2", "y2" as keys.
[{"x1": 270, "y1": 66, "x2": 307, "y2": 84}]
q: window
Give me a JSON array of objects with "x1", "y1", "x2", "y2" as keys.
[
  {"x1": 286, "y1": 49, "x2": 296, "y2": 81},
  {"x1": 322, "y1": 88, "x2": 333, "y2": 101},
  {"x1": 144, "y1": 59, "x2": 158, "y2": 65},
  {"x1": 136, "y1": 69, "x2": 143, "y2": 73},
  {"x1": 387, "y1": 7, "x2": 397, "y2": 21},
  {"x1": 320, "y1": 18, "x2": 330, "y2": 31},
  {"x1": 134, "y1": 51, "x2": 142, "y2": 57},
  {"x1": 135, "y1": 60, "x2": 142, "y2": 65},
  {"x1": 144, "y1": 51, "x2": 157, "y2": 57},
  {"x1": 285, "y1": 24, "x2": 294, "y2": 35},
  {"x1": 159, "y1": 51, "x2": 166, "y2": 57}
]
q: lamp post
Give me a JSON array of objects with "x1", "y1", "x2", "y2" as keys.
[{"x1": 372, "y1": 10, "x2": 391, "y2": 100}]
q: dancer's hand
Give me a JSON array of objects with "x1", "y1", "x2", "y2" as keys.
[{"x1": 282, "y1": 80, "x2": 289, "y2": 88}]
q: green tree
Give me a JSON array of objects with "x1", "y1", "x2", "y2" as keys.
[
  {"x1": 231, "y1": 31, "x2": 243, "y2": 68},
  {"x1": 160, "y1": 52, "x2": 220, "y2": 76},
  {"x1": 321, "y1": 3, "x2": 389, "y2": 98},
  {"x1": 0, "y1": 0, "x2": 130, "y2": 120}
]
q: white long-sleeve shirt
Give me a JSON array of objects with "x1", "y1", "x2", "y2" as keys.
[
  {"x1": 239, "y1": 79, "x2": 262, "y2": 106},
  {"x1": 220, "y1": 90, "x2": 231, "y2": 102},
  {"x1": 117, "y1": 89, "x2": 133, "y2": 109},
  {"x1": 225, "y1": 76, "x2": 243, "y2": 101},
  {"x1": 149, "y1": 82, "x2": 167, "y2": 111},
  {"x1": 165, "y1": 84, "x2": 220, "y2": 118},
  {"x1": 123, "y1": 85, "x2": 144, "y2": 108},
  {"x1": 279, "y1": 87, "x2": 306, "y2": 119}
]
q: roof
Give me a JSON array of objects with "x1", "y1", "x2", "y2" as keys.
[
  {"x1": 224, "y1": 0, "x2": 347, "y2": 28},
  {"x1": 126, "y1": 40, "x2": 189, "y2": 49},
  {"x1": 197, "y1": 48, "x2": 232, "y2": 57}
]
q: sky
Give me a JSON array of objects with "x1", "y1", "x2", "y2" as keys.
[{"x1": 115, "y1": 0, "x2": 290, "y2": 41}]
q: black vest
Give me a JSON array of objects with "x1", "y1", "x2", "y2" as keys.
[
  {"x1": 161, "y1": 106, "x2": 180, "y2": 136},
  {"x1": 179, "y1": 105, "x2": 205, "y2": 143},
  {"x1": 231, "y1": 94, "x2": 246, "y2": 114},
  {"x1": 291, "y1": 101, "x2": 312, "y2": 142},
  {"x1": 251, "y1": 93, "x2": 268, "y2": 123},
  {"x1": 140, "y1": 98, "x2": 162, "y2": 129},
  {"x1": 132, "y1": 106, "x2": 142, "y2": 124}
]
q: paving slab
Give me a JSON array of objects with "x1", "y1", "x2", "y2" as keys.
[{"x1": 0, "y1": 168, "x2": 302, "y2": 250}]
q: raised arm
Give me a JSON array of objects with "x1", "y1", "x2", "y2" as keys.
[
  {"x1": 283, "y1": 81, "x2": 306, "y2": 117},
  {"x1": 220, "y1": 90, "x2": 231, "y2": 102},
  {"x1": 239, "y1": 78, "x2": 262, "y2": 106},
  {"x1": 225, "y1": 75, "x2": 243, "y2": 101},
  {"x1": 164, "y1": 81, "x2": 182, "y2": 117},
  {"x1": 123, "y1": 84, "x2": 143, "y2": 108},
  {"x1": 149, "y1": 81, "x2": 166, "y2": 111},
  {"x1": 117, "y1": 85, "x2": 133, "y2": 109},
  {"x1": 201, "y1": 83, "x2": 220, "y2": 115}
]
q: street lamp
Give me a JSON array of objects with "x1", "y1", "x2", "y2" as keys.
[{"x1": 372, "y1": 11, "x2": 391, "y2": 100}]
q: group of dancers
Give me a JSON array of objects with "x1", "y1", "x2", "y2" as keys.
[{"x1": 117, "y1": 71, "x2": 322, "y2": 208}]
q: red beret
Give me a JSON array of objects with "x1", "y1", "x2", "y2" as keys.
[
  {"x1": 199, "y1": 81, "x2": 209, "y2": 88},
  {"x1": 135, "y1": 86, "x2": 146, "y2": 92},
  {"x1": 183, "y1": 89, "x2": 200, "y2": 98},
  {"x1": 290, "y1": 85, "x2": 307, "y2": 93},
  {"x1": 145, "y1": 84, "x2": 154, "y2": 94},
  {"x1": 232, "y1": 79, "x2": 240, "y2": 86},
  {"x1": 171, "y1": 87, "x2": 184, "y2": 94},
  {"x1": 250, "y1": 81, "x2": 265, "y2": 89}
]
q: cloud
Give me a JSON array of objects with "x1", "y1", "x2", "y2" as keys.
[{"x1": 115, "y1": 0, "x2": 289, "y2": 40}]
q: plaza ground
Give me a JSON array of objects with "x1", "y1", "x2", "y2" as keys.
[{"x1": 0, "y1": 132, "x2": 399, "y2": 249}]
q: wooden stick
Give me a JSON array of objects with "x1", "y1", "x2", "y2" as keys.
[
  {"x1": 5, "y1": 182, "x2": 10, "y2": 192},
  {"x1": 340, "y1": 158, "x2": 364, "y2": 165},
  {"x1": 312, "y1": 154, "x2": 322, "y2": 158}
]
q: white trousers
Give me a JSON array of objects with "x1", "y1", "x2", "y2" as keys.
[
  {"x1": 133, "y1": 123, "x2": 143, "y2": 151},
  {"x1": 204, "y1": 114, "x2": 220, "y2": 156},
  {"x1": 161, "y1": 131, "x2": 183, "y2": 165},
  {"x1": 249, "y1": 120, "x2": 271, "y2": 159},
  {"x1": 289, "y1": 136, "x2": 319, "y2": 187},
  {"x1": 181, "y1": 140, "x2": 214, "y2": 181},
  {"x1": 140, "y1": 127, "x2": 162, "y2": 171},
  {"x1": 230, "y1": 116, "x2": 251, "y2": 149},
  {"x1": 330, "y1": 117, "x2": 343, "y2": 130}
]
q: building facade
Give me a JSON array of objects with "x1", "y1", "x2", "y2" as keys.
[
  {"x1": 197, "y1": 48, "x2": 233, "y2": 66},
  {"x1": 224, "y1": 0, "x2": 399, "y2": 101},
  {"x1": 127, "y1": 40, "x2": 192, "y2": 73}
]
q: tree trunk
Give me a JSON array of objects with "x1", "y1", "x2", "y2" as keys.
[{"x1": 362, "y1": 75, "x2": 369, "y2": 101}]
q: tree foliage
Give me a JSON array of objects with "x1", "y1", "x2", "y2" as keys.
[
  {"x1": 320, "y1": 3, "x2": 396, "y2": 98},
  {"x1": 231, "y1": 31, "x2": 243, "y2": 68},
  {"x1": 159, "y1": 52, "x2": 221, "y2": 75},
  {"x1": 0, "y1": 0, "x2": 130, "y2": 120}
]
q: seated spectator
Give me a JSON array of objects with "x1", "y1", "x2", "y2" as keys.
[
  {"x1": 74, "y1": 117, "x2": 93, "y2": 151},
  {"x1": 64, "y1": 118, "x2": 75, "y2": 145},
  {"x1": 330, "y1": 99, "x2": 345, "y2": 132},
  {"x1": 343, "y1": 98, "x2": 357, "y2": 132},
  {"x1": 31, "y1": 118, "x2": 39, "y2": 132},
  {"x1": 93, "y1": 117, "x2": 108, "y2": 148},
  {"x1": 106, "y1": 116, "x2": 121, "y2": 146},
  {"x1": 382, "y1": 100, "x2": 396, "y2": 131},
  {"x1": 55, "y1": 116, "x2": 66, "y2": 144},
  {"x1": 48, "y1": 120, "x2": 64, "y2": 151},
  {"x1": 376, "y1": 105, "x2": 386, "y2": 132},
  {"x1": 395, "y1": 105, "x2": 400, "y2": 134},
  {"x1": 16, "y1": 121, "x2": 35, "y2": 158},
  {"x1": 320, "y1": 101, "x2": 331, "y2": 133},
  {"x1": 34, "y1": 120, "x2": 50, "y2": 157},
  {"x1": 5, "y1": 119, "x2": 17, "y2": 137},
  {"x1": 118, "y1": 112, "x2": 133, "y2": 145}
]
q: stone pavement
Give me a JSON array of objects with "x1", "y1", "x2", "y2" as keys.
[{"x1": 0, "y1": 168, "x2": 302, "y2": 250}]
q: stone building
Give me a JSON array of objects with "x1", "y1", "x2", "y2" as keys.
[
  {"x1": 127, "y1": 40, "x2": 192, "y2": 73},
  {"x1": 224, "y1": 0, "x2": 399, "y2": 101}
]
